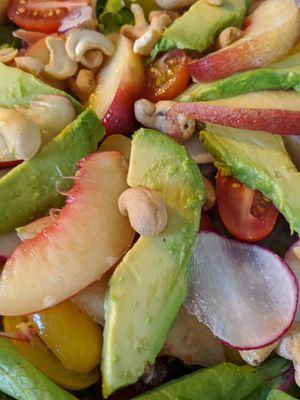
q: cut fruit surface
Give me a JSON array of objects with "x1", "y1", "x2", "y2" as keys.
[
  {"x1": 90, "y1": 35, "x2": 145, "y2": 136},
  {"x1": 170, "y1": 91, "x2": 300, "y2": 135},
  {"x1": 189, "y1": 0, "x2": 299, "y2": 82},
  {"x1": 0, "y1": 151, "x2": 135, "y2": 315},
  {"x1": 185, "y1": 232, "x2": 298, "y2": 349}
]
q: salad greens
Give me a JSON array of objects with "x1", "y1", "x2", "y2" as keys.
[
  {"x1": 134, "y1": 358, "x2": 293, "y2": 400},
  {"x1": 267, "y1": 391, "x2": 297, "y2": 400},
  {"x1": 0, "y1": 337, "x2": 76, "y2": 400},
  {"x1": 96, "y1": 0, "x2": 134, "y2": 33}
]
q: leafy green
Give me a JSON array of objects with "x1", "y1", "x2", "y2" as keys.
[
  {"x1": 267, "y1": 390, "x2": 297, "y2": 400},
  {"x1": 134, "y1": 358, "x2": 293, "y2": 400},
  {"x1": 0, "y1": 24, "x2": 21, "y2": 50},
  {"x1": 96, "y1": 0, "x2": 133, "y2": 33},
  {"x1": 0, "y1": 337, "x2": 77, "y2": 400}
]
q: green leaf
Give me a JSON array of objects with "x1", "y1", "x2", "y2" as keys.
[
  {"x1": 0, "y1": 24, "x2": 21, "y2": 50},
  {"x1": 149, "y1": 38, "x2": 175, "y2": 63},
  {"x1": 267, "y1": 390, "x2": 297, "y2": 400},
  {"x1": 0, "y1": 337, "x2": 77, "y2": 400},
  {"x1": 96, "y1": 0, "x2": 134, "y2": 33}
]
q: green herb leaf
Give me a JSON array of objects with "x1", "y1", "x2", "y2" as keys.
[
  {"x1": 0, "y1": 337, "x2": 77, "y2": 400},
  {"x1": 96, "y1": 0, "x2": 134, "y2": 33},
  {"x1": 0, "y1": 24, "x2": 21, "y2": 50}
]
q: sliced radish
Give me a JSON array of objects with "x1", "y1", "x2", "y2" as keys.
[
  {"x1": 59, "y1": 5, "x2": 92, "y2": 33},
  {"x1": 16, "y1": 216, "x2": 53, "y2": 241},
  {"x1": 185, "y1": 232, "x2": 298, "y2": 350},
  {"x1": 284, "y1": 240, "x2": 300, "y2": 322}
]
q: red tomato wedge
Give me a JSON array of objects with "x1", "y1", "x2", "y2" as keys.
[
  {"x1": 143, "y1": 49, "x2": 190, "y2": 102},
  {"x1": 7, "y1": 0, "x2": 87, "y2": 33},
  {"x1": 216, "y1": 173, "x2": 279, "y2": 242}
]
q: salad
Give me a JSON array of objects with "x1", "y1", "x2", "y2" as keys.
[{"x1": 0, "y1": 0, "x2": 299, "y2": 399}]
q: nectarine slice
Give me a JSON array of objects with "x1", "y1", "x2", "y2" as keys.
[{"x1": 0, "y1": 151, "x2": 135, "y2": 316}]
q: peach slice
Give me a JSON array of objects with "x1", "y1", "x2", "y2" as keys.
[
  {"x1": 170, "y1": 91, "x2": 300, "y2": 135},
  {"x1": 189, "y1": 0, "x2": 299, "y2": 82},
  {"x1": 0, "y1": 151, "x2": 135, "y2": 316},
  {"x1": 89, "y1": 35, "x2": 145, "y2": 136}
]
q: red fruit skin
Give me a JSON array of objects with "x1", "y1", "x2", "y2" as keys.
[
  {"x1": 169, "y1": 104, "x2": 300, "y2": 135},
  {"x1": 102, "y1": 82, "x2": 140, "y2": 137}
]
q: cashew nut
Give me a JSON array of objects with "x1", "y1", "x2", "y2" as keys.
[
  {"x1": 0, "y1": 48, "x2": 18, "y2": 64},
  {"x1": 184, "y1": 134, "x2": 215, "y2": 164},
  {"x1": 133, "y1": 11, "x2": 174, "y2": 56},
  {"x1": 44, "y1": 36, "x2": 78, "y2": 81},
  {"x1": 121, "y1": 4, "x2": 149, "y2": 41},
  {"x1": 134, "y1": 99, "x2": 195, "y2": 143},
  {"x1": 239, "y1": 341, "x2": 279, "y2": 367},
  {"x1": 216, "y1": 27, "x2": 243, "y2": 49},
  {"x1": 15, "y1": 56, "x2": 44, "y2": 76},
  {"x1": 118, "y1": 187, "x2": 168, "y2": 237},
  {"x1": 276, "y1": 323, "x2": 300, "y2": 387},
  {"x1": 66, "y1": 28, "x2": 114, "y2": 69},
  {"x1": 154, "y1": 0, "x2": 195, "y2": 10},
  {"x1": 203, "y1": 177, "x2": 216, "y2": 211},
  {"x1": 17, "y1": 95, "x2": 76, "y2": 145},
  {"x1": 69, "y1": 69, "x2": 96, "y2": 102},
  {"x1": 0, "y1": 108, "x2": 41, "y2": 161}
]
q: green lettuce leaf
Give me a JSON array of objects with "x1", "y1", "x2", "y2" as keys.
[
  {"x1": 96, "y1": 0, "x2": 133, "y2": 33},
  {"x1": 267, "y1": 390, "x2": 297, "y2": 400},
  {"x1": 0, "y1": 337, "x2": 77, "y2": 400}
]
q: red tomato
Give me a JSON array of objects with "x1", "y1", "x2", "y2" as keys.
[
  {"x1": 143, "y1": 49, "x2": 190, "y2": 102},
  {"x1": 216, "y1": 173, "x2": 279, "y2": 242},
  {"x1": 7, "y1": 0, "x2": 87, "y2": 34},
  {"x1": 199, "y1": 213, "x2": 215, "y2": 232}
]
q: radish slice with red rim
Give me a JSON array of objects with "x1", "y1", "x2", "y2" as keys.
[
  {"x1": 284, "y1": 240, "x2": 300, "y2": 322},
  {"x1": 59, "y1": 5, "x2": 93, "y2": 33},
  {"x1": 185, "y1": 231, "x2": 299, "y2": 350}
]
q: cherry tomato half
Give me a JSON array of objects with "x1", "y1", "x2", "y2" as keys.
[
  {"x1": 7, "y1": 0, "x2": 87, "y2": 34},
  {"x1": 143, "y1": 49, "x2": 190, "y2": 102},
  {"x1": 216, "y1": 173, "x2": 279, "y2": 242}
]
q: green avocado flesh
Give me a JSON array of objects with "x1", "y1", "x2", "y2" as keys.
[
  {"x1": 151, "y1": 0, "x2": 250, "y2": 60},
  {"x1": 267, "y1": 391, "x2": 296, "y2": 400},
  {"x1": 202, "y1": 124, "x2": 300, "y2": 235},
  {"x1": 0, "y1": 62, "x2": 82, "y2": 113},
  {"x1": 0, "y1": 109, "x2": 103, "y2": 233},
  {"x1": 177, "y1": 45, "x2": 300, "y2": 102},
  {"x1": 102, "y1": 129, "x2": 204, "y2": 397}
]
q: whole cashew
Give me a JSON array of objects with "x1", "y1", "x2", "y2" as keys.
[
  {"x1": 118, "y1": 187, "x2": 168, "y2": 237},
  {"x1": 44, "y1": 36, "x2": 78, "y2": 80}
]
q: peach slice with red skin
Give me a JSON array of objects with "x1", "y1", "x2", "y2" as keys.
[
  {"x1": 169, "y1": 91, "x2": 300, "y2": 135},
  {"x1": 90, "y1": 35, "x2": 145, "y2": 136},
  {"x1": 0, "y1": 151, "x2": 135, "y2": 316},
  {"x1": 189, "y1": 0, "x2": 299, "y2": 82}
]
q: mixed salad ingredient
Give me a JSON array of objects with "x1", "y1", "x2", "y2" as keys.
[{"x1": 0, "y1": 0, "x2": 299, "y2": 399}]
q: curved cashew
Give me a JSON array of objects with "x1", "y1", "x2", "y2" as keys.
[
  {"x1": 154, "y1": 0, "x2": 195, "y2": 10},
  {"x1": 15, "y1": 56, "x2": 44, "y2": 76},
  {"x1": 216, "y1": 27, "x2": 243, "y2": 49},
  {"x1": 134, "y1": 99, "x2": 195, "y2": 143},
  {"x1": 0, "y1": 48, "x2": 18, "y2": 64},
  {"x1": 239, "y1": 341, "x2": 279, "y2": 367},
  {"x1": 17, "y1": 95, "x2": 76, "y2": 145},
  {"x1": 118, "y1": 187, "x2": 168, "y2": 237},
  {"x1": 69, "y1": 69, "x2": 96, "y2": 102},
  {"x1": 0, "y1": 108, "x2": 41, "y2": 161},
  {"x1": 121, "y1": 4, "x2": 148, "y2": 40},
  {"x1": 203, "y1": 177, "x2": 216, "y2": 211},
  {"x1": 66, "y1": 28, "x2": 114, "y2": 69},
  {"x1": 44, "y1": 36, "x2": 78, "y2": 81}
]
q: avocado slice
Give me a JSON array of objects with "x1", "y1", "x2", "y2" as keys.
[
  {"x1": 102, "y1": 129, "x2": 204, "y2": 397},
  {"x1": 150, "y1": 0, "x2": 250, "y2": 61},
  {"x1": 201, "y1": 124, "x2": 300, "y2": 235},
  {"x1": 0, "y1": 109, "x2": 103, "y2": 233},
  {"x1": 177, "y1": 44, "x2": 300, "y2": 102},
  {"x1": 0, "y1": 62, "x2": 82, "y2": 113}
]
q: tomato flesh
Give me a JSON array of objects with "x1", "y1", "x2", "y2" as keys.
[
  {"x1": 7, "y1": 0, "x2": 87, "y2": 33},
  {"x1": 143, "y1": 49, "x2": 190, "y2": 102},
  {"x1": 216, "y1": 173, "x2": 279, "y2": 242}
]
